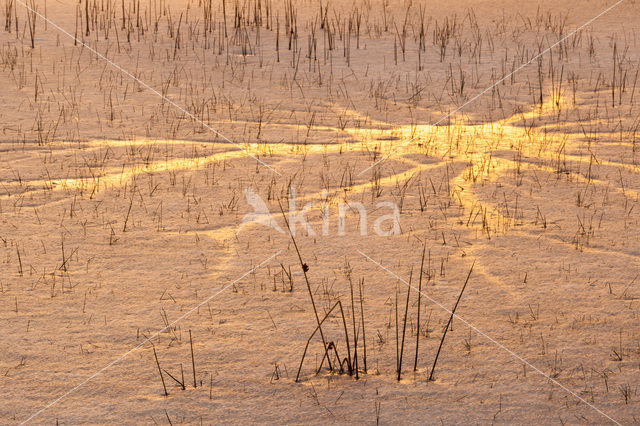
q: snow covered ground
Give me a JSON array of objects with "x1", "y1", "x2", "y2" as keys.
[{"x1": 1, "y1": 0, "x2": 640, "y2": 423}]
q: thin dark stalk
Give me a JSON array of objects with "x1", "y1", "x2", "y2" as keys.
[
  {"x1": 332, "y1": 344, "x2": 346, "y2": 373},
  {"x1": 16, "y1": 245, "x2": 23, "y2": 276},
  {"x1": 296, "y1": 301, "x2": 340, "y2": 382},
  {"x1": 180, "y1": 364, "x2": 185, "y2": 390},
  {"x1": 153, "y1": 346, "x2": 168, "y2": 396},
  {"x1": 278, "y1": 200, "x2": 333, "y2": 372},
  {"x1": 429, "y1": 262, "x2": 474, "y2": 381},
  {"x1": 349, "y1": 277, "x2": 359, "y2": 379},
  {"x1": 337, "y1": 299, "x2": 353, "y2": 375},
  {"x1": 398, "y1": 270, "x2": 412, "y2": 381},
  {"x1": 123, "y1": 195, "x2": 134, "y2": 232},
  {"x1": 189, "y1": 329, "x2": 197, "y2": 388},
  {"x1": 358, "y1": 278, "x2": 367, "y2": 373},
  {"x1": 162, "y1": 368, "x2": 185, "y2": 390},
  {"x1": 395, "y1": 288, "x2": 399, "y2": 374},
  {"x1": 414, "y1": 245, "x2": 427, "y2": 371}
]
